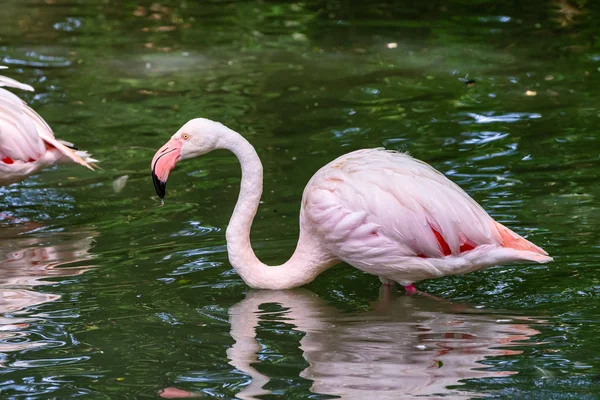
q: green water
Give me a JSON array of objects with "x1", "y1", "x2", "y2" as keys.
[{"x1": 1, "y1": 0, "x2": 599, "y2": 398}]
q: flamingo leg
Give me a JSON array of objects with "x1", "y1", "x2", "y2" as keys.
[
  {"x1": 378, "y1": 276, "x2": 395, "y2": 287},
  {"x1": 404, "y1": 286, "x2": 465, "y2": 309},
  {"x1": 373, "y1": 282, "x2": 397, "y2": 312},
  {"x1": 403, "y1": 284, "x2": 417, "y2": 296}
]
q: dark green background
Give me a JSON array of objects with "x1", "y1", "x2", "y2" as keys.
[{"x1": 0, "y1": 0, "x2": 598, "y2": 398}]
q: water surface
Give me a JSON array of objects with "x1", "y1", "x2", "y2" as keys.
[{"x1": 0, "y1": 0, "x2": 599, "y2": 398}]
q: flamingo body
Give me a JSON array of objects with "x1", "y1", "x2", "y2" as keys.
[
  {"x1": 151, "y1": 118, "x2": 551, "y2": 291},
  {"x1": 302, "y1": 148, "x2": 550, "y2": 286},
  {"x1": 0, "y1": 68, "x2": 96, "y2": 185}
]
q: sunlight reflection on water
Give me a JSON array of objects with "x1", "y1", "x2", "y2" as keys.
[{"x1": 462, "y1": 112, "x2": 542, "y2": 124}]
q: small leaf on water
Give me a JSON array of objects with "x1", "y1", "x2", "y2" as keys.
[
  {"x1": 433, "y1": 360, "x2": 444, "y2": 368},
  {"x1": 113, "y1": 175, "x2": 129, "y2": 193}
]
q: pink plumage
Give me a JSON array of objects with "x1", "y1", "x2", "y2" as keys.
[
  {"x1": 151, "y1": 118, "x2": 552, "y2": 292},
  {"x1": 0, "y1": 67, "x2": 96, "y2": 185},
  {"x1": 303, "y1": 149, "x2": 551, "y2": 287}
]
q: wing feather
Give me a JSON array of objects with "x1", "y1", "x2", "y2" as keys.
[
  {"x1": 303, "y1": 149, "x2": 508, "y2": 261},
  {"x1": 0, "y1": 72, "x2": 95, "y2": 170},
  {"x1": 0, "y1": 88, "x2": 46, "y2": 161}
]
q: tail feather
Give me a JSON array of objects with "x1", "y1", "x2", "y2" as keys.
[
  {"x1": 510, "y1": 249, "x2": 553, "y2": 264},
  {"x1": 43, "y1": 137, "x2": 96, "y2": 170},
  {"x1": 75, "y1": 149, "x2": 99, "y2": 167},
  {"x1": 58, "y1": 139, "x2": 77, "y2": 149},
  {"x1": 494, "y1": 221, "x2": 552, "y2": 262}
]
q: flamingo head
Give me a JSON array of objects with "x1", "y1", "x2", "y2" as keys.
[{"x1": 151, "y1": 118, "x2": 225, "y2": 198}]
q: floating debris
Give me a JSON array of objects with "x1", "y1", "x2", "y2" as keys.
[
  {"x1": 534, "y1": 365, "x2": 554, "y2": 377},
  {"x1": 112, "y1": 175, "x2": 129, "y2": 193}
]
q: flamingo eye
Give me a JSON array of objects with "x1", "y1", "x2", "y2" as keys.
[{"x1": 182, "y1": 133, "x2": 190, "y2": 140}]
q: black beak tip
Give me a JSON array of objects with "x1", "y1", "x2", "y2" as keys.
[{"x1": 152, "y1": 170, "x2": 166, "y2": 199}]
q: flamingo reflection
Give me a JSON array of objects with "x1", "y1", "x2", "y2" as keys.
[
  {"x1": 0, "y1": 223, "x2": 96, "y2": 354},
  {"x1": 227, "y1": 287, "x2": 542, "y2": 399}
]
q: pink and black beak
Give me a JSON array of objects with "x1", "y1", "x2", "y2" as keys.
[{"x1": 151, "y1": 139, "x2": 183, "y2": 198}]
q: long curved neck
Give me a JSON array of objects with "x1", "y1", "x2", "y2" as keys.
[{"x1": 216, "y1": 127, "x2": 336, "y2": 289}]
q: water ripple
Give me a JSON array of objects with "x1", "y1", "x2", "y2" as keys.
[
  {"x1": 461, "y1": 112, "x2": 542, "y2": 124},
  {"x1": 460, "y1": 131, "x2": 509, "y2": 145},
  {"x1": 0, "y1": 225, "x2": 96, "y2": 357},
  {"x1": 221, "y1": 290, "x2": 546, "y2": 399}
]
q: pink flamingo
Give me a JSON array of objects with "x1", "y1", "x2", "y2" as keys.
[
  {"x1": 0, "y1": 67, "x2": 96, "y2": 185},
  {"x1": 151, "y1": 118, "x2": 552, "y2": 292}
]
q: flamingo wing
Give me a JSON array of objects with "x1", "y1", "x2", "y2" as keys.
[
  {"x1": 303, "y1": 149, "x2": 550, "y2": 282},
  {"x1": 0, "y1": 87, "x2": 46, "y2": 163},
  {"x1": 0, "y1": 72, "x2": 95, "y2": 169}
]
